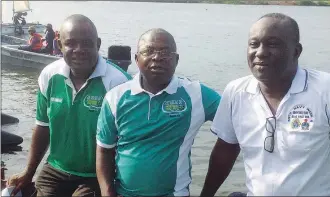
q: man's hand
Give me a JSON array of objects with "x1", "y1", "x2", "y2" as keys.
[{"x1": 6, "y1": 170, "x2": 34, "y2": 196}]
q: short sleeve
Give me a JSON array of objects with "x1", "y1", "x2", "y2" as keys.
[
  {"x1": 211, "y1": 83, "x2": 238, "y2": 144},
  {"x1": 35, "y1": 89, "x2": 49, "y2": 126},
  {"x1": 200, "y1": 84, "x2": 221, "y2": 121},
  {"x1": 96, "y1": 98, "x2": 118, "y2": 149}
]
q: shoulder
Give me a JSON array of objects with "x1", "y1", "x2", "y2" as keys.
[
  {"x1": 307, "y1": 68, "x2": 330, "y2": 86},
  {"x1": 38, "y1": 58, "x2": 67, "y2": 95},
  {"x1": 39, "y1": 58, "x2": 66, "y2": 81},
  {"x1": 223, "y1": 75, "x2": 255, "y2": 96},
  {"x1": 306, "y1": 68, "x2": 330, "y2": 97},
  {"x1": 100, "y1": 58, "x2": 132, "y2": 90}
]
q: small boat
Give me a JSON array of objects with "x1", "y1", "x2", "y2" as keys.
[
  {"x1": 1, "y1": 45, "x2": 60, "y2": 69},
  {"x1": 1, "y1": 1, "x2": 46, "y2": 35},
  {"x1": 1, "y1": 113, "x2": 23, "y2": 148},
  {"x1": 1, "y1": 34, "x2": 27, "y2": 45},
  {"x1": 1, "y1": 113, "x2": 19, "y2": 125}
]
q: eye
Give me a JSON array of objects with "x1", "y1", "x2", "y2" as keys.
[
  {"x1": 65, "y1": 40, "x2": 75, "y2": 47},
  {"x1": 160, "y1": 49, "x2": 170, "y2": 56},
  {"x1": 140, "y1": 48, "x2": 153, "y2": 56},
  {"x1": 81, "y1": 40, "x2": 93, "y2": 48},
  {"x1": 268, "y1": 42, "x2": 280, "y2": 48},
  {"x1": 249, "y1": 41, "x2": 259, "y2": 48}
]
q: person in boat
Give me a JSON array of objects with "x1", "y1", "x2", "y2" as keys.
[
  {"x1": 18, "y1": 26, "x2": 43, "y2": 53},
  {"x1": 40, "y1": 23, "x2": 55, "y2": 54},
  {"x1": 7, "y1": 14, "x2": 131, "y2": 197},
  {"x1": 107, "y1": 45, "x2": 132, "y2": 72},
  {"x1": 96, "y1": 28, "x2": 221, "y2": 197},
  {"x1": 13, "y1": 12, "x2": 27, "y2": 25},
  {"x1": 200, "y1": 13, "x2": 330, "y2": 197},
  {"x1": 53, "y1": 31, "x2": 63, "y2": 56}
]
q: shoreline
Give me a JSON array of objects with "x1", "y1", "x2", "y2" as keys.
[{"x1": 109, "y1": 0, "x2": 330, "y2": 6}]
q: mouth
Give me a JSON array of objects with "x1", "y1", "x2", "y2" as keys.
[
  {"x1": 150, "y1": 67, "x2": 167, "y2": 74},
  {"x1": 253, "y1": 62, "x2": 269, "y2": 67}
]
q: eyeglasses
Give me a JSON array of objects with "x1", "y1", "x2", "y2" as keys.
[
  {"x1": 264, "y1": 117, "x2": 276, "y2": 153},
  {"x1": 138, "y1": 48, "x2": 176, "y2": 58}
]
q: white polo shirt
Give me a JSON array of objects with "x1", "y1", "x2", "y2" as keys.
[{"x1": 212, "y1": 67, "x2": 330, "y2": 196}]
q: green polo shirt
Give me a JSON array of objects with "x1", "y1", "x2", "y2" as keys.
[
  {"x1": 96, "y1": 74, "x2": 221, "y2": 196},
  {"x1": 36, "y1": 55, "x2": 131, "y2": 177}
]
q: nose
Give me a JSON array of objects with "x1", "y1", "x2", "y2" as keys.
[
  {"x1": 151, "y1": 51, "x2": 162, "y2": 61},
  {"x1": 255, "y1": 44, "x2": 270, "y2": 58},
  {"x1": 73, "y1": 43, "x2": 85, "y2": 54}
]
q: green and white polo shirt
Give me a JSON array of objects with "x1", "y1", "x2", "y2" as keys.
[
  {"x1": 36, "y1": 55, "x2": 131, "y2": 177},
  {"x1": 96, "y1": 73, "x2": 221, "y2": 196}
]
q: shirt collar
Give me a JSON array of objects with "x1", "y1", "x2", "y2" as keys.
[
  {"x1": 130, "y1": 73, "x2": 179, "y2": 96},
  {"x1": 58, "y1": 54, "x2": 107, "y2": 79},
  {"x1": 246, "y1": 67, "x2": 308, "y2": 95}
]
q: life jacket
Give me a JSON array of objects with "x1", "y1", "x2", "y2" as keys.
[{"x1": 28, "y1": 33, "x2": 43, "y2": 50}]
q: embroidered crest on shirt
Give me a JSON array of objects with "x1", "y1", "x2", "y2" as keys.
[
  {"x1": 287, "y1": 104, "x2": 314, "y2": 131},
  {"x1": 83, "y1": 95, "x2": 103, "y2": 111},
  {"x1": 162, "y1": 98, "x2": 187, "y2": 117}
]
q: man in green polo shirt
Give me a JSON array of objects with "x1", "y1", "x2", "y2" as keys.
[
  {"x1": 7, "y1": 14, "x2": 131, "y2": 196},
  {"x1": 96, "y1": 28, "x2": 221, "y2": 197}
]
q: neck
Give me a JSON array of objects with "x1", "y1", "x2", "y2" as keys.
[
  {"x1": 140, "y1": 76, "x2": 170, "y2": 95},
  {"x1": 70, "y1": 68, "x2": 94, "y2": 82},
  {"x1": 259, "y1": 69, "x2": 297, "y2": 98}
]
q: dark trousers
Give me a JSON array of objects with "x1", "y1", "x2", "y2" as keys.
[{"x1": 35, "y1": 163, "x2": 100, "y2": 197}]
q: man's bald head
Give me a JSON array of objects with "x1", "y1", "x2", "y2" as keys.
[
  {"x1": 60, "y1": 14, "x2": 98, "y2": 40},
  {"x1": 256, "y1": 13, "x2": 300, "y2": 43},
  {"x1": 138, "y1": 28, "x2": 177, "y2": 52},
  {"x1": 58, "y1": 14, "x2": 101, "y2": 76}
]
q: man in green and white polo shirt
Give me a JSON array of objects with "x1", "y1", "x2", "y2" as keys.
[
  {"x1": 96, "y1": 28, "x2": 221, "y2": 197},
  {"x1": 7, "y1": 14, "x2": 131, "y2": 197}
]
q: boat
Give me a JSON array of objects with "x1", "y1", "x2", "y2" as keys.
[
  {"x1": 1, "y1": 1, "x2": 46, "y2": 35},
  {"x1": 1, "y1": 113, "x2": 23, "y2": 148},
  {"x1": 1, "y1": 45, "x2": 60, "y2": 69},
  {"x1": 1, "y1": 34, "x2": 27, "y2": 45},
  {"x1": 1, "y1": 113, "x2": 19, "y2": 125}
]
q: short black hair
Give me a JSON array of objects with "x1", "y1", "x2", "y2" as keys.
[
  {"x1": 138, "y1": 28, "x2": 177, "y2": 51},
  {"x1": 60, "y1": 14, "x2": 98, "y2": 38},
  {"x1": 108, "y1": 45, "x2": 131, "y2": 61},
  {"x1": 259, "y1": 13, "x2": 300, "y2": 43}
]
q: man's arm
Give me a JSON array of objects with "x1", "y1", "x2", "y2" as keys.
[
  {"x1": 96, "y1": 145, "x2": 116, "y2": 197},
  {"x1": 25, "y1": 125, "x2": 50, "y2": 175},
  {"x1": 200, "y1": 138, "x2": 240, "y2": 197},
  {"x1": 96, "y1": 93, "x2": 119, "y2": 196}
]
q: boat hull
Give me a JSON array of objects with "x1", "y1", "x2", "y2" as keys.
[
  {"x1": 1, "y1": 23, "x2": 46, "y2": 35},
  {"x1": 1, "y1": 45, "x2": 60, "y2": 69},
  {"x1": 1, "y1": 34, "x2": 27, "y2": 45}
]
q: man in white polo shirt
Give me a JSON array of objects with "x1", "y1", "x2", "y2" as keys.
[
  {"x1": 96, "y1": 28, "x2": 221, "y2": 197},
  {"x1": 200, "y1": 13, "x2": 330, "y2": 196}
]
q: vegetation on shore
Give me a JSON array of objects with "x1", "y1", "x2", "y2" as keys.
[{"x1": 202, "y1": 0, "x2": 330, "y2": 6}]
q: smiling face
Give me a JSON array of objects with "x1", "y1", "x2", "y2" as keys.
[
  {"x1": 247, "y1": 17, "x2": 302, "y2": 84},
  {"x1": 135, "y1": 30, "x2": 179, "y2": 87},
  {"x1": 58, "y1": 19, "x2": 101, "y2": 76}
]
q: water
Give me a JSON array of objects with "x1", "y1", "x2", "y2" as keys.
[{"x1": 1, "y1": 2, "x2": 330, "y2": 195}]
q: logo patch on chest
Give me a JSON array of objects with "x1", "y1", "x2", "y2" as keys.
[
  {"x1": 162, "y1": 98, "x2": 187, "y2": 116},
  {"x1": 50, "y1": 97, "x2": 63, "y2": 103},
  {"x1": 83, "y1": 95, "x2": 103, "y2": 111},
  {"x1": 287, "y1": 104, "x2": 314, "y2": 131}
]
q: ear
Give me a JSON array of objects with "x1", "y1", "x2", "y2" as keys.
[
  {"x1": 135, "y1": 53, "x2": 138, "y2": 64},
  {"x1": 294, "y1": 43, "x2": 303, "y2": 59},
  {"x1": 97, "y1": 38, "x2": 101, "y2": 51},
  {"x1": 175, "y1": 54, "x2": 179, "y2": 66}
]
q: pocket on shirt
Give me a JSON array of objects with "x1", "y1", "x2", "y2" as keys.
[{"x1": 281, "y1": 130, "x2": 314, "y2": 151}]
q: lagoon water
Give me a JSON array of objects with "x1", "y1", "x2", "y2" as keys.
[{"x1": 1, "y1": 1, "x2": 330, "y2": 195}]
